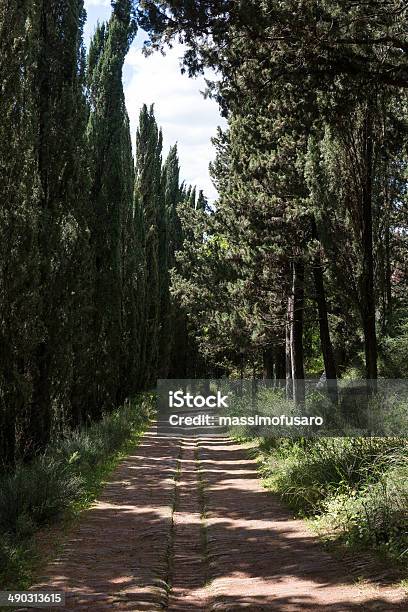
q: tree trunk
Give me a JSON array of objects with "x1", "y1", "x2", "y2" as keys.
[
  {"x1": 361, "y1": 109, "x2": 378, "y2": 391},
  {"x1": 275, "y1": 342, "x2": 286, "y2": 386},
  {"x1": 311, "y1": 217, "x2": 338, "y2": 404},
  {"x1": 285, "y1": 296, "x2": 293, "y2": 400},
  {"x1": 291, "y1": 260, "x2": 305, "y2": 408},
  {"x1": 262, "y1": 346, "x2": 274, "y2": 380}
]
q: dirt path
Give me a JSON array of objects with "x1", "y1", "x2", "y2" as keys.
[
  {"x1": 29, "y1": 430, "x2": 179, "y2": 610},
  {"x1": 198, "y1": 437, "x2": 408, "y2": 611},
  {"x1": 28, "y1": 432, "x2": 408, "y2": 611}
]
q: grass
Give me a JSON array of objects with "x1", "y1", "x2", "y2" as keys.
[
  {"x1": 258, "y1": 436, "x2": 408, "y2": 567},
  {"x1": 0, "y1": 393, "x2": 154, "y2": 590}
]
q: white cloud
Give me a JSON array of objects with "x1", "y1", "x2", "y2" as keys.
[
  {"x1": 83, "y1": 0, "x2": 112, "y2": 42},
  {"x1": 84, "y1": 0, "x2": 110, "y2": 7},
  {"x1": 83, "y1": 2, "x2": 224, "y2": 201},
  {"x1": 124, "y1": 43, "x2": 225, "y2": 201}
]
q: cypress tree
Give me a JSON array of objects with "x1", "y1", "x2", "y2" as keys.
[
  {"x1": 0, "y1": 0, "x2": 92, "y2": 456},
  {"x1": 26, "y1": 0, "x2": 89, "y2": 452},
  {"x1": 0, "y1": 1, "x2": 42, "y2": 462},
  {"x1": 120, "y1": 110, "x2": 139, "y2": 400},
  {"x1": 196, "y1": 190, "x2": 208, "y2": 212},
  {"x1": 86, "y1": 0, "x2": 136, "y2": 413},
  {"x1": 134, "y1": 105, "x2": 162, "y2": 387},
  {"x1": 158, "y1": 145, "x2": 181, "y2": 377},
  {"x1": 132, "y1": 183, "x2": 148, "y2": 392}
]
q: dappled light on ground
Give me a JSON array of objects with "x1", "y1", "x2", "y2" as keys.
[{"x1": 25, "y1": 432, "x2": 408, "y2": 610}]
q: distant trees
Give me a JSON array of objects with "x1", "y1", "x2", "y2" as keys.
[{"x1": 0, "y1": 0, "x2": 198, "y2": 464}]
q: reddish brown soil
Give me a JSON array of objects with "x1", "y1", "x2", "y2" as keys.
[
  {"x1": 26, "y1": 432, "x2": 408, "y2": 611},
  {"x1": 199, "y1": 437, "x2": 408, "y2": 611}
]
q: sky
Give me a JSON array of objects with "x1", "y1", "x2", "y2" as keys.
[{"x1": 83, "y1": 0, "x2": 225, "y2": 201}]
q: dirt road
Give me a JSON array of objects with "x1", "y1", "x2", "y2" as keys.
[{"x1": 29, "y1": 431, "x2": 408, "y2": 610}]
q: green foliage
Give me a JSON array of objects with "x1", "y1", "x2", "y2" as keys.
[
  {"x1": 0, "y1": 534, "x2": 35, "y2": 592},
  {"x1": 134, "y1": 104, "x2": 162, "y2": 387},
  {"x1": 86, "y1": 4, "x2": 136, "y2": 413},
  {"x1": 53, "y1": 398, "x2": 151, "y2": 470},
  {"x1": 158, "y1": 145, "x2": 182, "y2": 378},
  {"x1": 380, "y1": 318, "x2": 408, "y2": 377},
  {"x1": 261, "y1": 436, "x2": 408, "y2": 563},
  {"x1": 0, "y1": 1, "x2": 43, "y2": 463},
  {"x1": 0, "y1": 0, "x2": 92, "y2": 457},
  {"x1": 141, "y1": 0, "x2": 408, "y2": 388},
  {"x1": 0, "y1": 0, "x2": 191, "y2": 465},
  {"x1": 0, "y1": 459, "x2": 82, "y2": 537},
  {"x1": 262, "y1": 438, "x2": 405, "y2": 513},
  {"x1": 318, "y1": 464, "x2": 408, "y2": 557}
]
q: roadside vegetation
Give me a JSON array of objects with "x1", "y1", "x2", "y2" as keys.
[
  {"x1": 259, "y1": 435, "x2": 408, "y2": 567},
  {"x1": 0, "y1": 394, "x2": 153, "y2": 590}
]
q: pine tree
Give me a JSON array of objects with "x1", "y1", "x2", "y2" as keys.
[{"x1": 141, "y1": 0, "x2": 408, "y2": 390}]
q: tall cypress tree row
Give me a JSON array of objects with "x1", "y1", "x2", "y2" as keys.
[
  {"x1": 0, "y1": 0, "x2": 198, "y2": 465},
  {"x1": 86, "y1": 0, "x2": 136, "y2": 414},
  {"x1": 134, "y1": 105, "x2": 162, "y2": 387},
  {"x1": 0, "y1": 0, "x2": 93, "y2": 457}
]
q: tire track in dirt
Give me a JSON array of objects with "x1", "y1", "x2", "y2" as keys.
[
  {"x1": 26, "y1": 429, "x2": 180, "y2": 610},
  {"x1": 167, "y1": 438, "x2": 209, "y2": 611}
]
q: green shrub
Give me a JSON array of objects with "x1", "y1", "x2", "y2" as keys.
[
  {"x1": 261, "y1": 434, "x2": 408, "y2": 563},
  {"x1": 380, "y1": 319, "x2": 408, "y2": 377},
  {"x1": 262, "y1": 437, "x2": 407, "y2": 514},
  {"x1": 0, "y1": 457, "x2": 82, "y2": 536},
  {"x1": 0, "y1": 534, "x2": 33, "y2": 589},
  {"x1": 318, "y1": 464, "x2": 408, "y2": 558},
  {"x1": 51, "y1": 395, "x2": 152, "y2": 471},
  {"x1": 55, "y1": 430, "x2": 106, "y2": 468}
]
